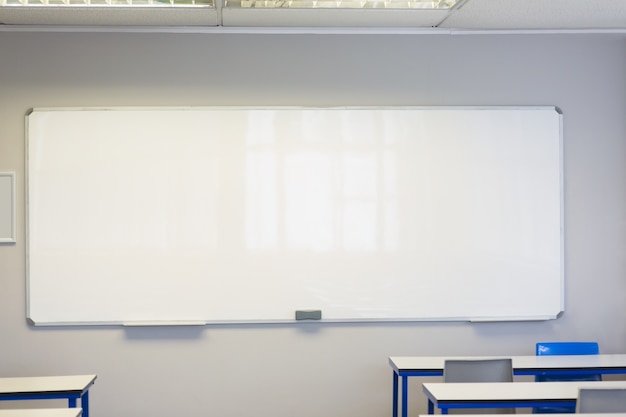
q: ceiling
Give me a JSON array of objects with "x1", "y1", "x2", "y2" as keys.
[
  {"x1": 1, "y1": 0, "x2": 626, "y2": 30},
  {"x1": 441, "y1": 0, "x2": 626, "y2": 30}
]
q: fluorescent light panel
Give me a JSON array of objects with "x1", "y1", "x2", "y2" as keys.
[
  {"x1": 0, "y1": 0, "x2": 458, "y2": 26},
  {"x1": 227, "y1": 0, "x2": 456, "y2": 8},
  {"x1": 0, "y1": 0, "x2": 454, "y2": 8},
  {"x1": 0, "y1": 0, "x2": 213, "y2": 6}
]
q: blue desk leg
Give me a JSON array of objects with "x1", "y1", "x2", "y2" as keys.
[
  {"x1": 393, "y1": 372, "x2": 398, "y2": 417},
  {"x1": 402, "y1": 376, "x2": 408, "y2": 417},
  {"x1": 82, "y1": 390, "x2": 89, "y2": 417},
  {"x1": 428, "y1": 399, "x2": 434, "y2": 415},
  {"x1": 68, "y1": 398, "x2": 77, "y2": 408}
]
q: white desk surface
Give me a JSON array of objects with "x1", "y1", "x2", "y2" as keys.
[
  {"x1": 0, "y1": 376, "x2": 97, "y2": 394},
  {"x1": 420, "y1": 414, "x2": 626, "y2": 417},
  {"x1": 423, "y1": 380, "x2": 626, "y2": 402},
  {"x1": 390, "y1": 354, "x2": 626, "y2": 373},
  {"x1": 0, "y1": 409, "x2": 82, "y2": 417}
]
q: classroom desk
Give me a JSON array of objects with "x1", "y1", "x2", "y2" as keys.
[
  {"x1": 423, "y1": 380, "x2": 626, "y2": 414},
  {"x1": 390, "y1": 354, "x2": 626, "y2": 417},
  {"x1": 0, "y1": 409, "x2": 82, "y2": 417},
  {"x1": 0, "y1": 375, "x2": 96, "y2": 417},
  {"x1": 419, "y1": 414, "x2": 626, "y2": 417}
]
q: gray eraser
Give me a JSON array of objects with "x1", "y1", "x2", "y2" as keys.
[{"x1": 295, "y1": 310, "x2": 322, "y2": 320}]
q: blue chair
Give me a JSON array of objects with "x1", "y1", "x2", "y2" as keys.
[
  {"x1": 533, "y1": 342, "x2": 602, "y2": 413},
  {"x1": 536, "y1": 342, "x2": 600, "y2": 357}
]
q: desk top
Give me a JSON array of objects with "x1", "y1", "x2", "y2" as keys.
[
  {"x1": 419, "y1": 414, "x2": 626, "y2": 417},
  {"x1": 423, "y1": 380, "x2": 626, "y2": 402},
  {"x1": 0, "y1": 375, "x2": 97, "y2": 395},
  {"x1": 0, "y1": 410, "x2": 82, "y2": 417},
  {"x1": 390, "y1": 354, "x2": 626, "y2": 373}
]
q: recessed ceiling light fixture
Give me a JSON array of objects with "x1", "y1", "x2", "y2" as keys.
[
  {"x1": 226, "y1": 0, "x2": 456, "y2": 8},
  {"x1": 0, "y1": 0, "x2": 458, "y2": 9},
  {"x1": 0, "y1": 0, "x2": 214, "y2": 7},
  {"x1": 0, "y1": 0, "x2": 462, "y2": 26}
]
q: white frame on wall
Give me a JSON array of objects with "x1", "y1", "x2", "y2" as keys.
[{"x1": 0, "y1": 172, "x2": 16, "y2": 243}]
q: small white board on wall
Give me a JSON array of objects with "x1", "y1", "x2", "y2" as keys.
[
  {"x1": 26, "y1": 106, "x2": 563, "y2": 326},
  {"x1": 0, "y1": 172, "x2": 16, "y2": 243}
]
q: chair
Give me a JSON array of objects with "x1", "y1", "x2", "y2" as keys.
[
  {"x1": 576, "y1": 388, "x2": 626, "y2": 413},
  {"x1": 534, "y1": 342, "x2": 602, "y2": 413},
  {"x1": 444, "y1": 358, "x2": 514, "y2": 414},
  {"x1": 536, "y1": 342, "x2": 600, "y2": 358}
]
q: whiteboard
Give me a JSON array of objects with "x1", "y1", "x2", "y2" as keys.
[{"x1": 26, "y1": 107, "x2": 563, "y2": 325}]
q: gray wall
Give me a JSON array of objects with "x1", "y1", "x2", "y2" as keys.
[{"x1": 0, "y1": 30, "x2": 625, "y2": 417}]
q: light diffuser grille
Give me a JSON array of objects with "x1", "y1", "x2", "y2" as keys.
[
  {"x1": 0, "y1": 0, "x2": 213, "y2": 7},
  {"x1": 229, "y1": 0, "x2": 455, "y2": 8}
]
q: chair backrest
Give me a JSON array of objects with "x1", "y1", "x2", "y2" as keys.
[
  {"x1": 535, "y1": 342, "x2": 602, "y2": 382},
  {"x1": 444, "y1": 359, "x2": 514, "y2": 414},
  {"x1": 577, "y1": 388, "x2": 626, "y2": 413},
  {"x1": 444, "y1": 358, "x2": 513, "y2": 383},
  {"x1": 536, "y1": 342, "x2": 599, "y2": 356}
]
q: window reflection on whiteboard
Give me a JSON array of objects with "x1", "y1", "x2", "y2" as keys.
[{"x1": 244, "y1": 109, "x2": 401, "y2": 253}]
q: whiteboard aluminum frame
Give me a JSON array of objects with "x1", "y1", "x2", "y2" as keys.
[
  {"x1": 25, "y1": 106, "x2": 565, "y2": 326},
  {"x1": 0, "y1": 172, "x2": 16, "y2": 243}
]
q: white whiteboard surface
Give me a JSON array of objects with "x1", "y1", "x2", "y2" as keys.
[{"x1": 26, "y1": 107, "x2": 563, "y2": 325}]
